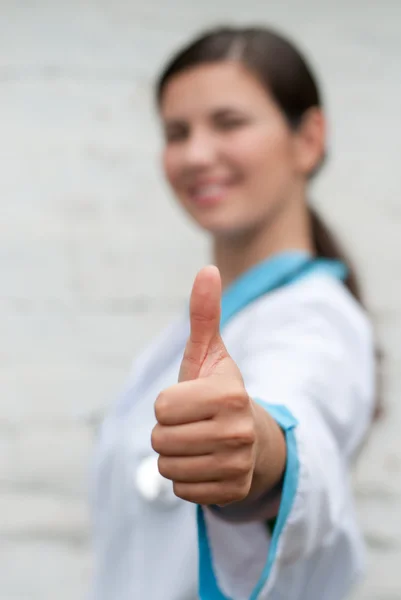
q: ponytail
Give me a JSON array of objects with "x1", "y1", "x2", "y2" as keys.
[
  {"x1": 309, "y1": 207, "x2": 362, "y2": 303},
  {"x1": 309, "y1": 206, "x2": 383, "y2": 419}
]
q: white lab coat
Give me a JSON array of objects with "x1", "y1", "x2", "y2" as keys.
[{"x1": 90, "y1": 255, "x2": 375, "y2": 600}]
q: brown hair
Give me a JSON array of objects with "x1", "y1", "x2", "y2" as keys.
[{"x1": 156, "y1": 26, "x2": 381, "y2": 414}]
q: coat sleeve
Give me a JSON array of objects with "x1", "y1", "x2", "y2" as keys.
[{"x1": 197, "y1": 298, "x2": 376, "y2": 600}]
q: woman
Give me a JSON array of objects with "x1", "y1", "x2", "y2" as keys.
[{"x1": 91, "y1": 26, "x2": 376, "y2": 600}]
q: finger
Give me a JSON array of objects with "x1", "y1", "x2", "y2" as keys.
[
  {"x1": 151, "y1": 420, "x2": 221, "y2": 456},
  {"x1": 158, "y1": 452, "x2": 251, "y2": 483},
  {"x1": 173, "y1": 480, "x2": 250, "y2": 506},
  {"x1": 154, "y1": 378, "x2": 234, "y2": 426},
  {"x1": 179, "y1": 265, "x2": 228, "y2": 382}
]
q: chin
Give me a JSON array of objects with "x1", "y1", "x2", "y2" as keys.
[{"x1": 193, "y1": 214, "x2": 254, "y2": 239}]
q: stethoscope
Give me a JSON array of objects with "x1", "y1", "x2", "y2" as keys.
[
  {"x1": 135, "y1": 453, "x2": 179, "y2": 506},
  {"x1": 133, "y1": 253, "x2": 347, "y2": 506}
]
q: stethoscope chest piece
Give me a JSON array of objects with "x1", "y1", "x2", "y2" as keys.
[{"x1": 135, "y1": 454, "x2": 180, "y2": 508}]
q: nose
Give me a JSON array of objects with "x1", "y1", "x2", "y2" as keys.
[{"x1": 182, "y1": 129, "x2": 217, "y2": 170}]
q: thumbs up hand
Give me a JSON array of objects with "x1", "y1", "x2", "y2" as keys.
[{"x1": 151, "y1": 266, "x2": 285, "y2": 507}]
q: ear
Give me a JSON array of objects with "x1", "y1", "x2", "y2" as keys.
[{"x1": 293, "y1": 108, "x2": 326, "y2": 177}]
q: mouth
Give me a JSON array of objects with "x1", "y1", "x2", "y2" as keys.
[{"x1": 187, "y1": 180, "x2": 235, "y2": 207}]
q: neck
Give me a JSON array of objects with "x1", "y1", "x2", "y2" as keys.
[{"x1": 212, "y1": 200, "x2": 314, "y2": 289}]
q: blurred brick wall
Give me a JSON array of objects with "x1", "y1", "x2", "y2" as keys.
[{"x1": 0, "y1": 2, "x2": 400, "y2": 598}]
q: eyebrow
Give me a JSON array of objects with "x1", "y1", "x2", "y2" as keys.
[
  {"x1": 211, "y1": 107, "x2": 247, "y2": 117},
  {"x1": 163, "y1": 106, "x2": 248, "y2": 126}
]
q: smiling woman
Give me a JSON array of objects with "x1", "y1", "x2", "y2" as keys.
[
  {"x1": 161, "y1": 61, "x2": 314, "y2": 241},
  {"x1": 156, "y1": 28, "x2": 363, "y2": 298},
  {"x1": 90, "y1": 26, "x2": 377, "y2": 600}
]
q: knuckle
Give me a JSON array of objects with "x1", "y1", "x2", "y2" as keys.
[
  {"x1": 157, "y1": 455, "x2": 170, "y2": 479},
  {"x1": 223, "y1": 388, "x2": 249, "y2": 412},
  {"x1": 151, "y1": 424, "x2": 164, "y2": 453},
  {"x1": 241, "y1": 420, "x2": 257, "y2": 445},
  {"x1": 234, "y1": 479, "x2": 250, "y2": 502},
  {"x1": 220, "y1": 483, "x2": 247, "y2": 505},
  {"x1": 225, "y1": 419, "x2": 256, "y2": 449},
  {"x1": 154, "y1": 391, "x2": 169, "y2": 423},
  {"x1": 191, "y1": 310, "x2": 214, "y2": 327},
  {"x1": 173, "y1": 482, "x2": 190, "y2": 502},
  {"x1": 230, "y1": 454, "x2": 253, "y2": 478}
]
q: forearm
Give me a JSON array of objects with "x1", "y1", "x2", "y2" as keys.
[{"x1": 250, "y1": 399, "x2": 286, "y2": 499}]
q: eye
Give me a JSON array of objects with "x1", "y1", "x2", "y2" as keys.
[
  {"x1": 164, "y1": 123, "x2": 189, "y2": 143},
  {"x1": 214, "y1": 115, "x2": 249, "y2": 132}
]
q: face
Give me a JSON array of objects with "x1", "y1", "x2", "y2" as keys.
[{"x1": 160, "y1": 61, "x2": 323, "y2": 237}]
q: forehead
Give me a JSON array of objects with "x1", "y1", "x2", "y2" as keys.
[{"x1": 160, "y1": 62, "x2": 274, "y2": 119}]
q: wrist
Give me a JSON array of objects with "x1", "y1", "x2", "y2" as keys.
[{"x1": 250, "y1": 399, "x2": 287, "y2": 501}]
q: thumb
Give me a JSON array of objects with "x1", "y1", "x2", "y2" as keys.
[{"x1": 179, "y1": 265, "x2": 228, "y2": 382}]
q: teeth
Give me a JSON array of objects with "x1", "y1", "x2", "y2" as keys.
[{"x1": 194, "y1": 184, "x2": 224, "y2": 197}]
